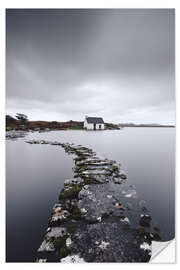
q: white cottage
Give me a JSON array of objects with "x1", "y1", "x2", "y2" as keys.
[{"x1": 84, "y1": 116, "x2": 105, "y2": 130}]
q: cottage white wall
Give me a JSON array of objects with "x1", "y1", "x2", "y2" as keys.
[
  {"x1": 96, "y1": 123, "x2": 104, "y2": 130},
  {"x1": 83, "y1": 119, "x2": 87, "y2": 128},
  {"x1": 84, "y1": 119, "x2": 94, "y2": 130},
  {"x1": 86, "y1": 123, "x2": 94, "y2": 130},
  {"x1": 88, "y1": 123, "x2": 94, "y2": 130},
  {"x1": 83, "y1": 119, "x2": 87, "y2": 129}
]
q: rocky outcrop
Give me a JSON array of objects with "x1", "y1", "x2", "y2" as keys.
[
  {"x1": 25, "y1": 139, "x2": 161, "y2": 262},
  {"x1": 6, "y1": 130, "x2": 27, "y2": 140}
]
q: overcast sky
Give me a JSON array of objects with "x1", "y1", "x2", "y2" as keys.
[{"x1": 6, "y1": 9, "x2": 175, "y2": 124}]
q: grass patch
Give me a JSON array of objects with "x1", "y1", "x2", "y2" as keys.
[
  {"x1": 83, "y1": 177, "x2": 101, "y2": 185},
  {"x1": 50, "y1": 235, "x2": 71, "y2": 259},
  {"x1": 59, "y1": 185, "x2": 82, "y2": 201},
  {"x1": 52, "y1": 235, "x2": 68, "y2": 249},
  {"x1": 59, "y1": 246, "x2": 70, "y2": 258},
  {"x1": 74, "y1": 165, "x2": 88, "y2": 173},
  {"x1": 113, "y1": 164, "x2": 119, "y2": 172},
  {"x1": 6, "y1": 125, "x2": 18, "y2": 131},
  {"x1": 68, "y1": 126, "x2": 84, "y2": 130},
  {"x1": 67, "y1": 224, "x2": 78, "y2": 234},
  {"x1": 71, "y1": 205, "x2": 82, "y2": 219}
]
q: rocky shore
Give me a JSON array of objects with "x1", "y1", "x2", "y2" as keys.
[
  {"x1": 6, "y1": 130, "x2": 28, "y2": 140},
  {"x1": 25, "y1": 139, "x2": 161, "y2": 263}
]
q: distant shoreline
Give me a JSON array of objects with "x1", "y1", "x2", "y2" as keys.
[
  {"x1": 119, "y1": 125, "x2": 175, "y2": 128},
  {"x1": 6, "y1": 115, "x2": 175, "y2": 131}
]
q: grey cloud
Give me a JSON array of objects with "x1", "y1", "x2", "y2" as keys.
[{"x1": 6, "y1": 9, "x2": 175, "y2": 124}]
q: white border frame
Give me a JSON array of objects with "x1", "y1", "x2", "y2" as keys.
[{"x1": 0, "y1": 1, "x2": 178, "y2": 268}]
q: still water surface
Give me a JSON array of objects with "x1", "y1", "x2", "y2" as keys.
[{"x1": 6, "y1": 128, "x2": 175, "y2": 262}]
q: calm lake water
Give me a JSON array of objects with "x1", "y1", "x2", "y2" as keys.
[{"x1": 6, "y1": 128, "x2": 175, "y2": 262}]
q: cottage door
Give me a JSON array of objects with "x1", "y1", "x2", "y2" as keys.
[{"x1": 93, "y1": 123, "x2": 96, "y2": 130}]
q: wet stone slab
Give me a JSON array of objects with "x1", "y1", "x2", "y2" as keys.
[
  {"x1": 24, "y1": 139, "x2": 161, "y2": 262},
  {"x1": 78, "y1": 182, "x2": 139, "y2": 222},
  {"x1": 69, "y1": 221, "x2": 152, "y2": 262}
]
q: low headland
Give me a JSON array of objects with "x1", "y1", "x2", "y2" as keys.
[
  {"x1": 6, "y1": 114, "x2": 175, "y2": 132},
  {"x1": 6, "y1": 115, "x2": 120, "y2": 131}
]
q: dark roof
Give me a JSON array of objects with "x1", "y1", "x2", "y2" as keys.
[{"x1": 86, "y1": 117, "x2": 104, "y2": 124}]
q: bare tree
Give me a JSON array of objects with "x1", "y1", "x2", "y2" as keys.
[{"x1": 15, "y1": 113, "x2": 28, "y2": 125}]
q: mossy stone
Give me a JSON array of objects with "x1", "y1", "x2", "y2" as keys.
[
  {"x1": 59, "y1": 185, "x2": 82, "y2": 200},
  {"x1": 139, "y1": 215, "x2": 152, "y2": 227},
  {"x1": 59, "y1": 246, "x2": 70, "y2": 258}
]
